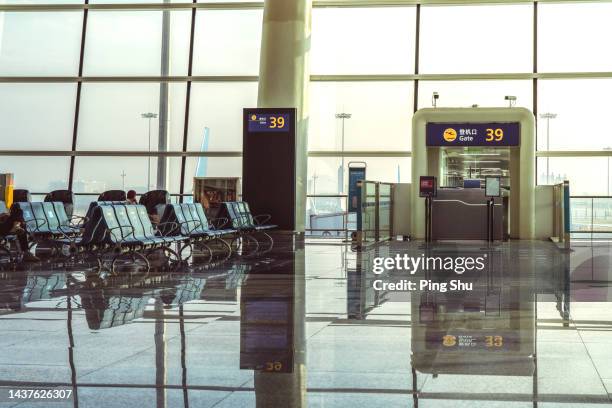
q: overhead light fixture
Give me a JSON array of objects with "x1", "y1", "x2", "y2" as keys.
[{"x1": 460, "y1": 153, "x2": 501, "y2": 156}]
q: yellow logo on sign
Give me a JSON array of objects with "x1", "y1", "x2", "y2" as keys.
[
  {"x1": 442, "y1": 335, "x2": 457, "y2": 347},
  {"x1": 250, "y1": 114, "x2": 258, "y2": 121},
  {"x1": 443, "y1": 128, "x2": 457, "y2": 142}
]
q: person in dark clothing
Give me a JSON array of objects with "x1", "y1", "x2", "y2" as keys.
[
  {"x1": 126, "y1": 190, "x2": 138, "y2": 205},
  {"x1": 0, "y1": 206, "x2": 39, "y2": 262}
]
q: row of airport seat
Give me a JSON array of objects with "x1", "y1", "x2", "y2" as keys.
[
  {"x1": 11, "y1": 188, "x2": 171, "y2": 220},
  {"x1": 13, "y1": 202, "x2": 84, "y2": 239},
  {"x1": 222, "y1": 201, "x2": 276, "y2": 232},
  {"x1": 0, "y1": 199, "x2": 276, "y2": 265}
]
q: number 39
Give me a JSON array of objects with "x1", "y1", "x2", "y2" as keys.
[
  {"x1": 486, "y1": 128, "x2": 504, "y2": 142},
  {"x1": 270, "y1": 116, "x2": 285, "y2": 129}
]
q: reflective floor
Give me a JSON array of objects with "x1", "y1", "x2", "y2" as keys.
[{"x1": 0, "y1": 237, "x2": 611, "y2": 407}]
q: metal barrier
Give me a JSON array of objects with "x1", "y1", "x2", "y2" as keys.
[{"x1": 357, "y1": 181, "x2": 394, "y2": 245}]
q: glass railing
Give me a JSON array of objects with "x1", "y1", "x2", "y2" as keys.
[
  {"x1": 360, "y1": 181, "x2": 394, "y2": 244},
  {"x1": 570, "y1": 196, "x2": 612, "y2": 239},
  {"x1": 305, "y1": 194, "x2": 354, "y2": 238}
]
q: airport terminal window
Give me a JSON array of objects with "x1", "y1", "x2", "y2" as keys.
[
  {"x1": 0, "y1": 11, "x2": 82, "y2": 76},
  {"x1": 0, "y1": 83, "x2": 77, "y2": 151},
  {"x1": 192, "y1": 9, "x2": 263, "y2": 76},
  {"x1": 537, "y1": 157, "x2": 609, "y2": 195},
  {"x1": 309, "y1": 82, "x2": 413, "y2": 151},
  {"x1": 187, "y1": 82, "x2": 258, "y2": 152},
  {"x1": 83, "y1": 11, "x2": 191, "y2": 76},
  {"x1": 0, "y1": 1, "x2": 611, "y2": 201},
  {"x1": 0, "y1": 157, "x2": 70, "y2": 193},
  {"x1": 538, "y1": 79, "x2": 612, "y2": 151},
  {"x1": 89, "y1": 0, "x2": 191, "y2": 3},
  {"x1": 73, "y1": 156, "x2": 181, "y2": 194},
  {"x1": 77, "y1": 83, "x2": 187, "y2": 151},
  {"x1": 307, "y1": 157, "x2": 411, "y2": 195},
  {"x1": 417, "y1": 80, "x2": 533, "y2": 110},
  {"x1": 539, "y1": 3, "x2": 612, "y2": 73},
  {"x1": 311, "y1": 7, "x2": 416, "y2": 75},
  {"x1": 1, "y1": 0, "x2": 83, "y2": 3},
  {"x1": 419, "y1": 4, "x2": 532, "y2": 74}
]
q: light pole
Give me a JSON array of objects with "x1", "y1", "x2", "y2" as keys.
[
  {"x1": 540, "y1": 113, "x2": 557, "y2": 184},
  {"x1": 120, "y1": 170, "x2": 126, "y2": 191},
  {"x1": 335, "y1": 113, "x2": 352, "y2": 193},
  {"x1": 141, "y1": 112, "x2": 158, "y2": 190}
]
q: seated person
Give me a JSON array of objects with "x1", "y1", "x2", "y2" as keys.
[
  {"x1": 126, "y1": 190, "x2": 138, "y2": 205},
  {"x1": 0, "y1": 206, "x2": 39, "y2": 262}
]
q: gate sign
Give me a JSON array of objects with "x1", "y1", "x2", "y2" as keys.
[
  {"x1": 426, "y1": 122, "x2": 520, "y2": 147},
  {"x1": 248, "y1": 113, "x2": 291, "y2": 133}
]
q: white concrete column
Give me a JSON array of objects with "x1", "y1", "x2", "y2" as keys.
[{"x1": 258, "y1": 0, "x2": 311, "y2": 232}]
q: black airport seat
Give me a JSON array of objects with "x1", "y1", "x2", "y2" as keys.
[
  {"x1": 54, "y1": 205, "x2": 114, "y2": 251},
  {"x1": 14, "y1": 202, "x2": 81, "y2": 239},
  {"x1": 56, "y1": 203, "x2": 186, "y2": 250},
  {"x1": 98, "y1": 190, "x2": 126, "y2": 202},
  {"x1": 159, "y1": 203, "x2": 235, "y2": 240},
  {"x1": 13, "y1": 189, "x2": 31, "y2": 203},
  {"x1": 44, "y1": 189, "x2": 75, "y2": 217},
  {"x1": 84, "y1": 201, "x2": 125, "y2": 226},
  {"x1": 221, "y1": 201, "x2": 277, "y2": 231},
  {"x1": 139, "y1": 190, "x2": 170, "y2": 217}
]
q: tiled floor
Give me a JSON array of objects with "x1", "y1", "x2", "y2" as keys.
[{"x1": 0, "y1": 237, "x2": 611, "y2": 407}]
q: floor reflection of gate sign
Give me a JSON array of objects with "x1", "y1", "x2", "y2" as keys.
[{"x1": 442, "y1": 335, "x2": 456, "y2": 347}]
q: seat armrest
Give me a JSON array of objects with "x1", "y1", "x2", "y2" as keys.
[
  {"x1": 69, "y1": 215, "x2": 88, "y2": 228},
  {"x1": 156, "y1": 221, "x2": 179, "y2": 237},
  {"x1": 104, "y1": 225, "x2": 135, "y2": 242},
  {"x1": 253, "y1": 214, "x2": 272, "y2": 226},
  {"x1": 25, "y1": 217, "x2": 47, "y2": 232},
  {"x1": 210, "y1": 217, "x2": 229, "y2": 229}
]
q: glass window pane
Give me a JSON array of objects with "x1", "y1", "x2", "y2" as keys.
[
  {"x1": 182, "y1": 157, "x2": 242, "y2": 196},
  {"x1": 2, "y1": 1, "x2": 82, "y2": 3},
  {"x1": 187, "y1": 82, "x2": 257, "y2": 152},
  {"x1": 309, "y1": 82, "x2": 413, "y2": 151},
  {"x1": 89, "y1": 0, "x2": 188, "y2": 3},
  {"x1": 311, "y1": 7, "x2": 416, "y2": 75},
  {"x1": 538, "y1": 79, "x2": 612, "y2": 151},
  {"x1": 0, "y1": 84, "x2": 76, "y2": 150},
  {"x1": 537, "y1": 157, "x2": 608, "y2": 196},
  {"x1": 539, "y1": 3, "x2": 612, "y2": 72},
  {"x1": 308, "y1": 156, "x2": 410, "y2": 195},
  {"x1": 0, "y1": 156, "x2": 70, "y2": 193},
  {"x1": 73, "y1": 156, "x2": 181, "y2": 194},
  {"x1": 0, "y1": 12, "x2": 82, "y2": 76},
  {"x1": 417, "y1": 80, "x2": 533, "y2": 110},
  {"x1": 197, "y1": 0, "x2": 261, "y2": 2},
  {"x1": 77, "y1": 83, "x2": 186, "y2": 151},
  {"x1": 192, "y1": 10, "x2": 262, "y2": 76},
  {"x1": 83, "y1": 11, "x2": 191, "y2": 76},
  {"x1": 419, "y1": 5, "x2": 532, "y2": 74}
]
